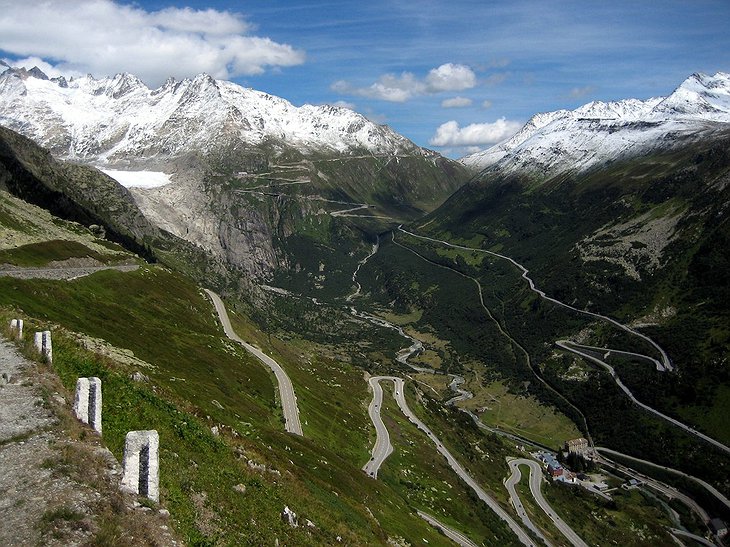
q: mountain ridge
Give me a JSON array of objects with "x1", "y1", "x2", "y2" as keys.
[
  {"x1": 0, "y1": 65, "x2": 424, "y2": 164},
  {"x1": 461, "y1": 71, "x2": 730, "y2": 175}
]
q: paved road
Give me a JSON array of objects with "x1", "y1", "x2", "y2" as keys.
[
  {"x1": 560, "y1": 341, "x2": 665, "y2": 372},
  {"x1": 204, "y1": 289, "x2": 303, "y2": 436},
  {"x1": 558, "y1": 341, "x2": 730, "y2": 455},
  {"x1": 594, "y1": 452, "x2": 710, "y2": 524},
  {"x1": 388, "y1": 377, "x2": 537, "y2": 547},
  {"x1": 417, "y1": 510, "x2": 479, "y2": 547},
  {"x1": 390, "y1": 232, "x2": 593, "y2": 445},
  {"x1": 596, "y1": 447, "x2": 730, "y2": 511},
  {"x1": 398, "y1": 227, "x2": 673, "y2": 371},
  {"x1": 362, "y1": 376, "x2": 394, "y2": 478},
  {"x1": 668, "y1": 528, "x2": 717, "y2": 547},
  {"x1": 504, "y1": 460, "x2": 554, "y2": 547},
  {"x1": 507, "y1": 459, "x2": 588, "y2": 547}
]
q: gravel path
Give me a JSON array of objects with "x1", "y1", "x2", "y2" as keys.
[
  {"x1": 0, "y1": 338, "x2": 178, "y2": 546},
  {"x1": 0, "y1": 264, "x2": 139, "y2": 280},
  {"x1": 0, "y1": 338, "x2": 83, "y2": 546}
]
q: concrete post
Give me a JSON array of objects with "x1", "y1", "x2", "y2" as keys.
[
  {"x1": 42, "y1": 331, "x2": 52, "y2": 364},
  {"x1": 73, "y1": 377, "x2": 102, "y2": 434},
  {"x1": 121, "y1": 430, "x2": 159, "y2": 502},
  {"x1": 34, "y1": 332, "x2": 43, "y2": 353},
  {"x1": 33, "y1": 331, "x2": 52, "y2": 363},
  {"x1": 9, "y1": 319, "x2": 23, "y2": 339}
]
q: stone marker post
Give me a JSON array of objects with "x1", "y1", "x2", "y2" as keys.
[
  {"x1": 42, "y1": 331, "x2": 52, "y2": 364},
  {"x1": 34, "y1": 331, "x2": 43, "y2": 353},
  {"x1": 9, "y1": 319, "x2": 23, "y2": 339},
  {"x1": 121, "y1": 430, "x2": 159, "y2": 502},
  {"x1": 33, "y1": 331, "x2": 52, "y2": 363},
  {"x1": 73, "y1": 377, "x2": 102, "y2": 434}
]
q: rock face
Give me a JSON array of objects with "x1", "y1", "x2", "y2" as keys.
[{"x1": 281, "y1": 506, "x2": 298, "y2": 528}]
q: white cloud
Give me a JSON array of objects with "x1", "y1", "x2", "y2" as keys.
[
  {"x1": 1, "y1": 56, "x2": 81, "y2": 79},
  {"x1": 566, "y1": 85, "x2": 597, "y2": 99},
  {"x1": 481, "y1": 100, "x2": 493, "y2": 109},
  {"x1": 332, "y1": 63, "x2": 477, "y2": 103},
  {"x1": 425, "y1": 63, "x2": 476, "y2": 92},
  {"x1": 0, "y1": 0, "x2": 305, "y2": 87},
  {"x1": 441, "y1": 97, "x2": 473, "y2": 108},
  {"x1": 484, "y1": 72, "x2": 509, "y2": 86},
  {"x1": 429, "y1": 118, "x2": 522, "y2": 147},
  {"x1": 332, "y1": 73, "x2": 424, "y2": 102},
  {"x1": 330, "y1": 100, "x2": 356, "y2": 110}
]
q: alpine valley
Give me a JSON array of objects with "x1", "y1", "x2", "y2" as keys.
[{"x1": 1, "y1": 63, "x2": 729, "y2": 547}]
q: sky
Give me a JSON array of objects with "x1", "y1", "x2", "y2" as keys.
[{"x1": 1, "y1": 0, "x2": 729, "y2": 158}]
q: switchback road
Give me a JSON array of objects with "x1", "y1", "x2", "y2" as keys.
[
  {"x1": 398, "y1": 227, "x2": 672, "y2": 371},
  {"x1": 504, "y1": 460, "x2": 554, "y2": 547},
  {"x1": 362, "y1": 376, "x2": 394, "y2": 478},
  {"x1": 204, "y1": 289, "x2": 303, "y2": 436},
  {"x1": 558, "y1": 341, "x2": 730, "y2": 455},
  {"x1": 364, "y1": 375, "x2": 537, "y2": 547},
  {"x1": 506, "y1": 459, "x2": 588, "y2": 547}
]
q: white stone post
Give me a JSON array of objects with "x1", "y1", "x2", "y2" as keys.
[
  {"x1": 73, "y1": 377, "x2": 102, "y2": 434},
  {"x1": 42, "y1": 331, "x2": 52, "y2": 364},
  {"x1": 33, "y1": 331, "x2": 52, "y2": 362},
  {"x1": 121, "y1": 430, "x2": 159, "y2": 502},
  {"x1": 34, "y1": 332, "x2": 43, "y2": 353},
  {"x1": 9, "y1": 319, "x2": 23, "y2": 339}
]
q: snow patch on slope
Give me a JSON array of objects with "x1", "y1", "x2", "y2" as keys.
[{"x1": 99, "y1": 169, "x2": 173, "y2": 188}]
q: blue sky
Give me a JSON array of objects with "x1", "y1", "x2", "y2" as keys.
[{"x1": 1, "y1": 0, "x2": 729, "y2": 157}]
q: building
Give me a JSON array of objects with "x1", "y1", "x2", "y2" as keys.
[
  {"x1": 710, "y1": 518, "x2": 728, "y2": 538},
  {"x1": 565, "y1": 437, "x2": 590, "y2": 455},
  {"x1": 547, "y1": 464, "x2": 563, "y2": 477},
  {"x1": 621, "y1": 478, "x2": 642, "y2": 490}
]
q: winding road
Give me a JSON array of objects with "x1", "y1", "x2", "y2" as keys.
[
  {"x1": 398, "y1": 227, "x2": 672, "y2": 371},
  {"x1": 204, "y1": 289, "x2": 303, "y2": 436},
  {"x1": 364, "y1": 376, "x2": 538, "y2": 547},
  {"x1": 558, "y1": 341, "x2": 730, "y2": 455},
  {"x1": 595, "y1": 446, "x2": 730, "y2": 511},
  {"x1": 362, "y1": 376, "x2": 394, "y2": 478},
  {"x1": 505, "y1": 459, "x2": 588, "y2": 547},
  {"x1": 504, "y1": 460, "x2": 554, "y2": 547},
  {"x1": 389, "y1": 232, "x2": 593, "y2": 446},
  {"x1": 417, "y1": 511, "x2": 479, "y2": 547},
  {"x1": 395, "y1": 228, "x2": 730, "y2": 458}
]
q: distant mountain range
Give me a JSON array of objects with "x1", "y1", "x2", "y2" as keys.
[
  {"x1": 461, "y1": 72, "x2": 730, "y2": 177},
  {"x1": 0, "y1": 64, "x2": 468, "y2": 290},
  {"x1": 0, "y1": 66, "x2": 422, "y2": 163}
]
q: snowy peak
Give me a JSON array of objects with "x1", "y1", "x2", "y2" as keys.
[
  {"x1": 653, "y1": 72, "x2": 730, "y2": 117},
  {"x1": 460, "y1": 72, "x2": 730, "y2": 175},
  {"x1": 0, "y1": 65, "x2": 417, "y2": 163}
]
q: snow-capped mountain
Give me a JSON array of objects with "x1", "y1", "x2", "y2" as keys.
[
  {"x1": 461, "y1": 72, "x2": 730, "y2": 176},
  {"x1": 0, "y1": 66, "x2": 419, "y2": 164}
]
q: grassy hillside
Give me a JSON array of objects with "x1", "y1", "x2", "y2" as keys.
[{"x1": 0, "y1": 122, "x2": 700, "y2": 543}]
